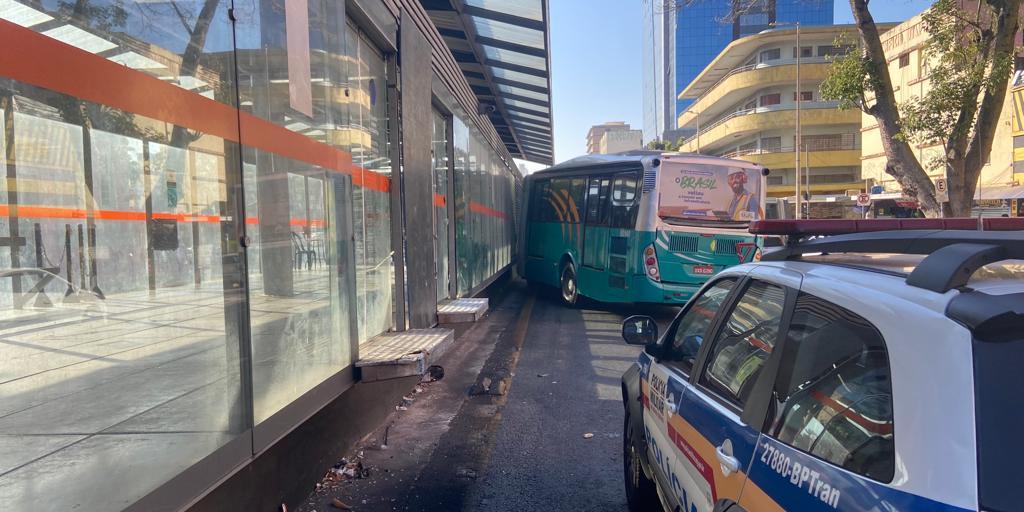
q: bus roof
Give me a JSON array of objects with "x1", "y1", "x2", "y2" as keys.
[{"x1": 530, "y1": 152, "x2": 764, "y2": 179}]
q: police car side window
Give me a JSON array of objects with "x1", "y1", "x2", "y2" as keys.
[
  {"x1": 665, "y1": 278, "x2": 736, "y2": 373},
  {"x1": 699, "y1": 280, "x2": 786, "y2": 407},
  {"x1": 769, "y1": 293, "x2": 895, "y2": 483}
]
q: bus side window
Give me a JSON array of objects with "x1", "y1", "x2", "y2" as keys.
[
  {"x1": 530, "y1": 180, "x2": 550, "y2": 222},
  {"x1": 548, "y1": 178, "x2": 586, "y2": 223},
  {"x1": 586, "y1": 177, "x2": 611, "y2": 225},
  {"x1": 609, "y1": 174, "x2": 639, "y2": 228}
]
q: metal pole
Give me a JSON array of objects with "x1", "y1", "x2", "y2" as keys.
[
  {"x1": 795, "y1": 22, "x2": 802, "y2": 219},
  {"x1": 805, "y1": 144, "x2": 811, "y2": 218}
]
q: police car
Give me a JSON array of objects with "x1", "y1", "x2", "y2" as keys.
[{"x1": 619, "y1": 218, "x2": 1024, "y2": 512}]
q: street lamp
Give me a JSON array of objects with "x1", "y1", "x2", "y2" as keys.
[
  {"x1": 684, "y1": 108, "x2": 700, "y2": 154},
  {"x1": 771, "y1": 20, "x2": 802, "y2": 218}
]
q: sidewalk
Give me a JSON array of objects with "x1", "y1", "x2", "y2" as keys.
[{"x1": 296, "y1": 281, "x2": 532, "y2": 512}]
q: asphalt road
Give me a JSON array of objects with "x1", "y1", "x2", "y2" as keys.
[
  {"x1": 297, "y1": 284, "x2": 677, "y2": 512},
  {"x1": 464, "y1": 294, "x2": 677, "y2": 512}
]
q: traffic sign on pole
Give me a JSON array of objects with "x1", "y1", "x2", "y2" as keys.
[
  {"x1": 935, "y1": 178, "x2": 949, "y2": 203},
  {"x1": 856, "y1": 193, "x2": 871, "y2": 207}
]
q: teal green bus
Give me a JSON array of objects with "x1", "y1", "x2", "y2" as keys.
[{"x1": 518, "y1": 153, "x2": 768, "y2": 305}]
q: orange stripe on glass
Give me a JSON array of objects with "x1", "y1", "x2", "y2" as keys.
[
  {"x1": 434, "y1": 193, "x2": 447, "y2": 208},
  {"x1": 469, "y1": 201, "x2": 507, "y2": 219},
  {"x1": 0, "y1": 19, "x2": 390, "y2": 193},
  {"x1": 0, "y1": 204, "x2": 222, "y2": 223}
]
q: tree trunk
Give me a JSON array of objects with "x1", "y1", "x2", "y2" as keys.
[
  {"x1": 851, "y1": 0, "x2": 941, "y2": 216},
  {"x1": 169, "y1": 0, "x2": 222, "y2": 150},
  {"x1": 954, "y1": 0, "x2": 1023, "y2": 217}
]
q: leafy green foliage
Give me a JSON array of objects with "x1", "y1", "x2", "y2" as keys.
[
  {"x1": 645, "y1": 139, "x2": 679, "y2": 151},
  {"x1": 820, "y1": 49, "x2": 872, "y2": 111},
  {"x1": 899, "y1": 0, "x2": 1013, "y2": 147}
]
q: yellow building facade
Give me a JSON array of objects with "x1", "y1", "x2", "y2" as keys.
[
  {"x1": 862, "y1": 13, "x2": 1022, "y2": 213},
  {"x1": 677, "y1": 25, "x2": 879, "y2": 198}
]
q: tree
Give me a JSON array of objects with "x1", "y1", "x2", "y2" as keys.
[
  {"x1": 646, "y1": 139, "x2": 678, "y2": 151},
  {"x1": 821, "y1": 0, "x2": 1022, "y2": 217}
]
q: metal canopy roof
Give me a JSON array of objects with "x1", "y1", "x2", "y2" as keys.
[{"x1": 422, "y1": 0, "x2": 554, "y2": 164}]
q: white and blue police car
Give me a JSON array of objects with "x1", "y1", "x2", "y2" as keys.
[{"x1": 619, "y1": 218, "x2": 1024, "y2": 512}]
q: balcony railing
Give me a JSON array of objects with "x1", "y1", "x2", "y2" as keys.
[
  {"x1": 683, "y1": 56, "x2": 831, "y2": 111},
  {"x1": 679, "y1": 101, "x2": 842, "y2": 148},
  {"x1": 720, "y1": 134, "x2": 860, "y2": 159}
]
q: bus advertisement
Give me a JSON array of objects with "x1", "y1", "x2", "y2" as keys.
[{"x1": 520, "y1": 153, "x2": 767, "y2": 305}]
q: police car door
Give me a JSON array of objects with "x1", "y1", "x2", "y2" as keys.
[
  {"x1": 643, "y1": 277, "x2": 741, "y2": 511},
  {"x1": 676, "y1": 273, "x2": 794, "y2": 512},
  {"x1": 737, "y1": 290, "x2": 902, "y2": 511}
]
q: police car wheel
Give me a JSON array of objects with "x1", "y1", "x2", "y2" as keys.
[
  {"x1": 560, "y1": 262, "x2": 578, "y2": 306},
  {"x1": 623, "y1": 413, "x2": 659, "y2": 511}
]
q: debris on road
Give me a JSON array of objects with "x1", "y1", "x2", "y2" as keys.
[
  {"x1": 469, "y1": 375, "x2": 510, "y2": 396},
  {"x1": 456, "y1": 468, "x2": 478, "y2": 479},
  {"x1": 317, "y1": 455, "x2": 370, "y2": 491},
  {"x1": 537, "y1": 373, "x2": 549, "y2": 378},
  {"x1": 423, "y1": 365, "x2": 445, "y2": 382},
  {"x1": 330, "y1": 498, "x2": 352, "y2": 510},
  {"x1": 582, "y1": 433, "x2": 594, "y2": 439}
]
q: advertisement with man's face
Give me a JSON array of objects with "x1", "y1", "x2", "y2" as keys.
[{"x1": 658, "y1": 163, "x2": 764, "y2": 222}]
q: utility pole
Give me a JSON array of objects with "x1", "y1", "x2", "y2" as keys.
[{"x1": 795, "y1": 21, "x2": 802, "y2": 219}]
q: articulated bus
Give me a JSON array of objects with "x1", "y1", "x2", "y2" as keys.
[{"x1": 519, "y1": 153, "x2": 768, "y2": 305}]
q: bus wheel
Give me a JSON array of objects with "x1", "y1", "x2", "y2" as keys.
[{"x1": 560, "y1": 262, "x2": 578, "y2": 306}]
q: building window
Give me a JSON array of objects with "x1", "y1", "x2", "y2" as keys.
[
  {"x1": 898, "y1": 53, "x2": 910, "y2": 68},
  {"x1": 793, "y1": 46, "x2": 813, "y2": 59},
  {"x1": 761, "y1": 136, "x2": 782, "y2": 152},
  {"x1": 818, "y1": 45, "x2": 855, "y2": 57},
  {"x1": 759, "y1": 48, "x2": 781, "y2": 63},
  {"x1": 792, "y1": 91, "x2": 814, "y2": 102},
  {"x1": 760, "y1": 93, "x2": 781, "y2": 107}
]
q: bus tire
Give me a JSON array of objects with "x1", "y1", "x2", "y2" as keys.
[{"x1": 559, "y1": 261, "x2": 578, "y2": 306}]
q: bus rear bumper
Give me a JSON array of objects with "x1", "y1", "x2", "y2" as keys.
[{"x1": 631, "y1": 276, "x2": 702, "y2": 304}]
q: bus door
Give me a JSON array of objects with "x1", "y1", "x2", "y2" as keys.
[
  {"x1": 582, "y1": 176, "x2": 611, "y2": 271},
  {"x1": 606, "y1": 173, "x2": 640, "y2": 301}
]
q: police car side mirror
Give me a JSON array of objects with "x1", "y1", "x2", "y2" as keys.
[{"x1": 622, "y1": 315, "x2": 659, "y2": 347}]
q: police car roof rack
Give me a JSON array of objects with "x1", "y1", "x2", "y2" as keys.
[{"x1": 750, "y1": 219, "x2": 1024, "y2": 293}]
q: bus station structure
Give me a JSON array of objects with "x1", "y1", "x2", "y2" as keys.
[{"x1": 0, "y1": 0, "x2": 551, "y2": 509}]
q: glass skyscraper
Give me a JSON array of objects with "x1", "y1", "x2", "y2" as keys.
[
  {"x1": 642, "y1": 0, "x2": 675, "y2": 144},
  {"x1": 672, "y1": 0, "x2": 834, "y2": 122}
]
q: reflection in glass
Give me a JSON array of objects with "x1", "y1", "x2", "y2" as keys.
[
  {"x1": 432, "y1": 111, "x2": 450, "y2": 301},
  {"x1": 0, "y1": 94, "x2": 244, "y2": 511},
  {"x1": 771, "y1": 294, "x2": 894, "y2": 482},
  {"x1": 0, "y1": 0, "x2": 245, "y2": 508},
  {"x1": 231, "y1": 2, "x2": 361, "y2": 421},
  {"x1": 703, "y1": 281, "x2": 785, "y2": 405}
]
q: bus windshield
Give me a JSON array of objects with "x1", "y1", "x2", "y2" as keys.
[{"x1": 657, "y1": 162, "x2": 765, "y2": 226}]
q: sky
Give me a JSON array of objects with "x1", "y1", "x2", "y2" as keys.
[{"x1": 527, "y1": 0, "x2": 936, "y2": 171}]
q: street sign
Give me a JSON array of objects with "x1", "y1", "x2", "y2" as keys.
[
  {"x1": 856, "y1": 193, "x2": 871, "y2": 207},
  {"x1": 936, "y1": 178, "x2": 949, "y2": 203}
]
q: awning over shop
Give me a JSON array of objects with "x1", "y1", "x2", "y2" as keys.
[
  {"x1": 422, "y1": 0, "x2": 553, "y2": 164},
  {"x1": 976, "y1": 184, "x2": 1024, "y2": 200}
]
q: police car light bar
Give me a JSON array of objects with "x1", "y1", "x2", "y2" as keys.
[{"x1": 749, "y1": 218, "x2": 1024, "y2": 236}]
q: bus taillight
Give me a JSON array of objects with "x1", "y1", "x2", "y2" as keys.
[{"x1": 644, "y1": 244, "x2": 661, "y2": 282}]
